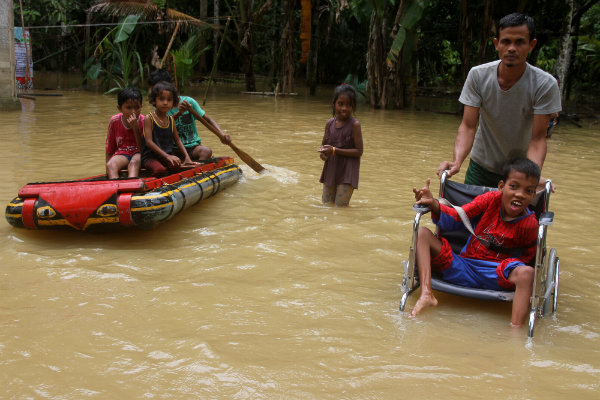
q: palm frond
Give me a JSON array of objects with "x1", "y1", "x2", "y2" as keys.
[{"x1": 89, "y1": 0, "x2": 215, "y2": 32}]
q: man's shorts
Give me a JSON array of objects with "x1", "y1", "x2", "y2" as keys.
[
  {"x1": 464, "y1": 159, "x2": 503, "y2": 188},
  {"x1": 431, "y1": 237, "x2": 526, "y2": 290}
]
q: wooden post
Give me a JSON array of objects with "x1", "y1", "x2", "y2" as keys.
[
  {"x1": 160, "y1": 20, "x2": 181, "y2": 69},
  {"x1": 17, "y1": 0, "x2": 30, "y2": 84},
  {"x1": 0, "y1": 0, "x2": 21, "y2": 109},
  {"x1": 202, "y1": 17, "x2": 230, "y2": 106}
]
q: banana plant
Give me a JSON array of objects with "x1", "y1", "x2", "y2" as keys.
[
  {"x1": 386, "y1": 0, "x2": 425, "y2": 65},
  {"x1": 84, "y1": 15, "x2": 144, "y2": 93},
  {"x1": 170, "y1": 33, "x2": 210, "y2": 89}
]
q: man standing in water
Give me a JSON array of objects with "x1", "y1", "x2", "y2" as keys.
[{"x1": 438, "y1": 13, "x2": 561, "y2": 187}]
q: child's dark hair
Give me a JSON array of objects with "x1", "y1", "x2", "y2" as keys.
[
  {"x1": 502, "y1": 158, "x2": 541, "y2": 182},
  {"x1": 148, "y1": 69, "x2": 172, "y2": 86},
  {"x1": 117, "y1": 87, "x2": 142, "y2": 106},
  {"x1": 148, "y1": 81, "x2": 179, "y2": 107},
  {"x1": 332, "y1": 84, "x2": 357, "y2": 116}
]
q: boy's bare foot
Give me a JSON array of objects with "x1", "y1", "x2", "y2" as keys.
[{"x1": 409, "y1": 293, "x2": 438, "y2": 317}]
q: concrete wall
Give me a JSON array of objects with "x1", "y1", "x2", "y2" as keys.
[{"x1": 0, "y1": 0, "x2": 21, "y2": 111}]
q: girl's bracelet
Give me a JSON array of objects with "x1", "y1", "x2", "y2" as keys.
[{"x1": 332, "y1": 147, "x2": 336, "y2": 155}]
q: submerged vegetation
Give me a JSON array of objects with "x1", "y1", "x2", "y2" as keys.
[{"x1": 14, "y1": 0, "x2": 600, "y2": 109}]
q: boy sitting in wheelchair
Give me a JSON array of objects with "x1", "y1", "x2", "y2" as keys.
[{"x1": 410, "y1": 158, "x2": 540, "y2": 327}]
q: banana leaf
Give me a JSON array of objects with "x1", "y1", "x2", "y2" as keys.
[
  {"x1": 114, "y1": 15, "x2": 140, "y2": 43},
  {"x1": 386, "y1": 0, "x2": 425, "y2": 64}
]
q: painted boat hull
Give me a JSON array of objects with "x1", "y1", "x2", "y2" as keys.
[{"x1": 5, "y1": 157, "x2": 242, "y2": 232}]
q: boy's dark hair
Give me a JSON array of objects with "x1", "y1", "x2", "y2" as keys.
[
  {"x1": 117, "y1": 87, "x2": 142, "y2": 106},
  {"x1": 148, "y1": 81, "x2": 180, "y2": 107},
  {"x1": 498, "y1": 13, "x2": 535, "y2": 40},
  {"x1": 148, "y1": 69, "x2": 172, "y2": 86},
  {"x1": 332, "y1": 84, "x2": 357, "y2": 116},
  {"x1": 502, "y1": 158, "x2": 541, "y2": 182}
]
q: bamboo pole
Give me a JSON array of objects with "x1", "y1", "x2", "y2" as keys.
[
  {"x1": 203, "y1": 17, "x2": 230, "y2": 106},
  {"x1": 160, "y1": 21, "x2": 181, "y2": 69}
]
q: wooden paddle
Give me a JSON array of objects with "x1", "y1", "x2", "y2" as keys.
[{"x1": 187, "y1": 108, "x2": 266, "y2": 173}]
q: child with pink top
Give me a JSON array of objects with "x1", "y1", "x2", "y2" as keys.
[{"x1": 105, "y1": 88, "x2": 144, "y2": 179}]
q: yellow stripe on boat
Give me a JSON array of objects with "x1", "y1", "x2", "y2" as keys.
[
  {"x1": 83, "y1": 216, "x2": 121, "y2": 229},
  {"x1": 130, "y1": 202, "x2": 175, "y2": 213}
]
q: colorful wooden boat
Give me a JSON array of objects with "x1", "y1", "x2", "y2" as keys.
[{"x1": 5, "y1": 157, "x2": 242, "y2": 232}]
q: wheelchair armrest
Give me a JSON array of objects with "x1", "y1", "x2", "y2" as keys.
[
  {"x1": 413, "y1": 204, "x2": 430, "y2": 214},
  {"x1": 539, "y1": 211, "x2": 554, "y2": 226}
]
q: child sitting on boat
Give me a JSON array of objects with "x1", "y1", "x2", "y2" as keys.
[
  {"x1": 105, "y1": 88, "x2": 144, "y2": 179},
  {"x1": 410, "y1": 158, "x2": 540, "y2": 327},
  {"x1": 142, "y1": 81, "x2": 196, "y2": 176},
  {"x1": 148, "y1": 69, "x2": 231, "y2": 161}
]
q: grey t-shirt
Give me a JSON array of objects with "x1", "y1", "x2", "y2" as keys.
[{"x1": 459, "y1": 60, "x2": 562, "y2": 174}]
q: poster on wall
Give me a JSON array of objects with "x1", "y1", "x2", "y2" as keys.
[{"x1": 14, "y1": 27, "x2": 33, "y2": 90}]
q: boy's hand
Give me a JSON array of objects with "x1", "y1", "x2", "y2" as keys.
[
  {"x1": 220, "y1": 133, "x2": 232, "y2": 145},
  {"x1": 413, "y1": 178, "x2": 435, "y2": 205},
  {"x1": 126, "y1": 114, "x2": 139, "y2": 131},
  {"x1": 172, "y1": 101, "x2": 191, "y2": 119},
  {"x1": 179, "y1": 101, "x2": 191, "y2": 112},
  {"x1": 538, "y1": 176, "x2": 556, "y2": 193}
]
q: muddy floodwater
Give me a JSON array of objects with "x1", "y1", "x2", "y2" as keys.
[{"x1": 1, "y1": 88, "x2": 599, "y2": 398}]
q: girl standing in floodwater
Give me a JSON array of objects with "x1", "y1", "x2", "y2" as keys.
[{"x1": 318, "y1": 84, "x2": 364, "y2": 207}]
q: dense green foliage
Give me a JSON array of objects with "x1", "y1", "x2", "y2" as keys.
[
  {"x1": 85, "y1": 15, "x2": 145, "y2": 93},
  {"x1": 14, "y1": 0, "x2": 600, "y2": 101}
]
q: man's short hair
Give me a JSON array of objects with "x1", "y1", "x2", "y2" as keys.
[{"x1": 498, "y1": 13, "x2": 535, "y2": 40}]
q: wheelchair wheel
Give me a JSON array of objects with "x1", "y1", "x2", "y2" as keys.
[{"x1": 542, "y1": 248, "x2": 559, "y2": 316}]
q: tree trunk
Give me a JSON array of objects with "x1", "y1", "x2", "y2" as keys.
[
  {"x1": 460, "y1": 0, "x2": 470, "y2": 81},
  {"x1": 236, "y1": 0, "x2": 271, "y2": 92},
  {"x1": 306, "y1": 0, "x2": 319, "y2": 95},
  {"x1": 366, "y1": 10, "x2": 384, "y2": 107},
  {"x1": 241, "y1": 45, "x2": 256, "y2": 92},
  {"x1": 280, "y1": 0, "x2": 295, "y2": 93},
  {"x1": 213, "y1": 0, "x2": 219, "y2": 75},
  {"x1": 85, "y1": 10, "x2": 91, "y2": 61},
  {"x1": 239, "y1": 15, "x2": 256, "y2": 91},
  {"x1": 199, "y1": 0, "x2": 207, "y2": 73},
  {"x1": 477, "y1": 0, "x2": 493, "y2": 65},
  {"x1": 565, "y1": 0, "x2": 599, "y2": 100},
  {"x1": 554, "y1": 0, "x2": 574, "y2": 101},
  {"x1": 366, "y1": 3, "x2": 409, "y2": 109}
]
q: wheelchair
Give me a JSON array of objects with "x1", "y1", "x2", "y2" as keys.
[{"x1": 400, "y1": 171, "x2": 559, "y2": 337}]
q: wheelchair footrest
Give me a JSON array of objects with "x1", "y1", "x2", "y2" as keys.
[{"x1": 431, "y1": 278, "x2": 514, "y2": 302}]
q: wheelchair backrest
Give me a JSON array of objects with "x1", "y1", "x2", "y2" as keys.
[{"x1": 437, "y1": 175, "x2": 549, "y2": 253}]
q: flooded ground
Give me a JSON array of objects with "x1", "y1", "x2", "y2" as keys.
[{"x1": 1, "y1": 88, "x2": 599, "y2": 398}]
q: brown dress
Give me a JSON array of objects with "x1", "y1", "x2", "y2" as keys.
[{"x1": 319, "y1": 117, "x2": 360, "y2": 189}]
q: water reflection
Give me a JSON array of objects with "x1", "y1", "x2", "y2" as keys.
[{"x1": 1, "y1": 90, "x2": 599, "y2": 398}]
